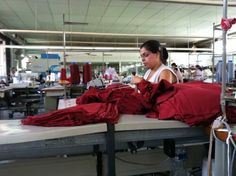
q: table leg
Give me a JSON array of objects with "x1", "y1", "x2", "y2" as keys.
[
  {"x1": 106, "y1": 123, "x2": 115, "y2": 176},
  {"x1": 214, "y1": 138, "x2": 227, "y2": 176}
]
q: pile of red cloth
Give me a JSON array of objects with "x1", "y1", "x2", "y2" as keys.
[
  {"x1": 137, "y1": 80, "x2": 222, "y2": 126},
  {"x1": 22, "y1": 80, "x2": 227, "y2": 127}
]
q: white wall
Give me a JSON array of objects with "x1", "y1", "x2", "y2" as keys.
[
  {"x1": 169, "y1": 52, "x2": 213, "y2": 67},
  {"x1": 0, "y1": 41, "x2": 7, "y2": 76},
  {"x1": 29, "y1": 58, "x2": 60, "y2": 72},
  {"x1": 64, "y1": 52, "x2": 140, "y2": 63}
]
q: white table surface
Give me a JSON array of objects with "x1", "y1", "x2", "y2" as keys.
[
  {"x1": 0, "y1": 114, "x2": 193, "y2": 145},
  {"x1": 115, "y1": 114, "x2": 189, "y2": 131},
  {"x1": 0, "y1": 87, "x2": 13, "y2": 98},
  {"x1": 0, "y1": 120, "x2": 107, "y2": 145},
  {"x1": 43, "y1": 85, "x2": 65, "y2": 91}
]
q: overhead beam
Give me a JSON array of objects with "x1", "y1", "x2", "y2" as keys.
[
  {"x1": 131, "y1": 0, "x2": 236, "y2": 7},
  {"x1": 0, "y1": 29, "x2": 210, "y2": 39},
  {"x1": 1, "y1": 44, "x2": 213, "y2": 52}
]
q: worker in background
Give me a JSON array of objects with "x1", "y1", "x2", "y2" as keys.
[
  {"x1": 131, "y1": 40, "x2": 178, "y2": 84},
  {"x1": 193, "y1": 65, "x2": 204, "y2": 81},
  {"x1": 36, "y1": 72, "x2": 46, "y2": 84},
  {"x1": 45, "y1": 70, "x2": 55, "y2": 86},
  {"x1": 8, "y1": 67, "x2": 17, "y2": 83},
  {"x1": 171, "y1": 63, "x2": 183, "y2": 83},
  {"x1": 123, "y1": 69, "x2": 137, "y2": 83}
]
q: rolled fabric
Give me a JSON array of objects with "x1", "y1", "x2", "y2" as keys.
[
  {"x1": 83, "y1": 63, "x2": 92, "y2": 84},
  {"x1": 60, "y1": 68, "x2": 67, "y2": 80},
  {"x1": 70, "y1": 63, "x2": 80, "y2": 84}
]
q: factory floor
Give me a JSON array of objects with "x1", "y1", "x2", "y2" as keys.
[{"x1": 0, "y1": 148, "x2": 203, "y2": 176}]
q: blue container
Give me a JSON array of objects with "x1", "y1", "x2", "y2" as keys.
[
  {"x1": 216, "y1": 60, "x2": 222, "y2": 83},
  {"x1": 227, "y1": 60, "x2": 233, "y2": 82}
]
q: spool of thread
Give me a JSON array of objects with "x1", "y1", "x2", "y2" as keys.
[
  {"x1": 69, "y1": 63, "x2": 80, "y2": 84},
  {"x1": 83, "y1": 63, "x2": 92, "y2": 84},
  {"x1": 60, "y1": 68, "x2": 67, "y2": 80}
]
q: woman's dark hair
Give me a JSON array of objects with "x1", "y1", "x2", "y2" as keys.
[
  {"x1": 195, "y1": 65, "x2": 202, "y2": 71},
  {"x1": 171, "y1": 63, "x2": 177, "y2": 67},
  {"x1": 140, "y1": 40, "x2": 168, "y2": 65}
]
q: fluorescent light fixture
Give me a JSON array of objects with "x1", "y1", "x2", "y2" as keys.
[{"x1": 64, "y1": 21, "x2": 88, "y2": 25}]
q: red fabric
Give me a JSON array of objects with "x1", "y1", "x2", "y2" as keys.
[
  {"x1": 60, "y1": 68, "x2": 67, "y2": 80},
  {"x1": 160, "y1": 82, "x2": 221, "y2": 126},
  {"x1": 137, "y1": 79, "x2": 175, "y2": 105},
  {"x1": 83, "y1": 63, "x2": 92, "y2": 84},
  {"x1": 226, "y1": 106, "x2": 236, "y2": 123},
  {"x1": 137, "y1": 80, "x2": 222, "y2": 126},
  {"x1": 22, "y1": 84, "x2": 149, "y2": 126},
  {"x1": 76, "y1": 84, "x2": 150, "y2": 114},
  {"x1": 22, "y1": 79, "x2": 236, "y2": 127},
  {"x1": 22, "y1": 103, "x2": 119, "y2": 126},
  {"x1": 221, "y1": 18, "x2": 236, "y2": 31},
  {"x1": 117, "y1": 93, "x2": 151, "y2": 114}
]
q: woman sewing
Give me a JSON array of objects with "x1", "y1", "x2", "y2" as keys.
[{"x1": 132, "y1": 40, "x2": 177, "y2": 84}]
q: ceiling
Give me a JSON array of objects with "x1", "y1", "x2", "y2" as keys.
[{"x1": 1, "y1": 0, "x2": 236, "y2": 51}]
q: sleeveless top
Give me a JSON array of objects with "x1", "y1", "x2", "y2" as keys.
[{"x1": 143, "y1": 64, "x2": 178, "y2": 83}]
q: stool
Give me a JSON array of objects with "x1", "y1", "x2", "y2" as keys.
[{"x1": 25, "y1": 99, "x2": 41, "y2": 116}]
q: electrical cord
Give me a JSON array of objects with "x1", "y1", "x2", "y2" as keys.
[{"x1": 115, "y1": 155, "x2": 170, "y2": 167}]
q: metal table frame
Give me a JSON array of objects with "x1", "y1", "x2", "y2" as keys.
[
  {"x1": 106, "y1": 114, "x2": 209, "y2": 176},
  {"x1": 0, "y1": 115, "x2": 209, "y2": 176}
]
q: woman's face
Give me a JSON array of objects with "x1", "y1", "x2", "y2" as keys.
[{"x1": 140, "y1": 47, "x2": 160, "y2": 69}]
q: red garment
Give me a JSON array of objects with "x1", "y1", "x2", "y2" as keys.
[
  {"x1": 22, "y1": 84, "x2": 149, "y2": 126},
  {"x1": 76, "y1": 84, "x2": 135, "y2": 105},
  {"x1": 22, "y1": 79, "x2": 232, "y2": 127},
  {"x1": 137, "y1": 80, "x2": 222, "y2": 126},
  {"x1": 22, "y1": 103, "x2": 118, "y2": 126},
  {"x1": 76, "y1": 84, "x2": 150, "y2": 114}
]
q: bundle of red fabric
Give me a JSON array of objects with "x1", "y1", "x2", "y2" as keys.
[
  {"x1": 22, "y1": 80, "x2": 228, "y2": 127},
  {"x1": 76, "y1": 84, "x2": 151, "y2": 114},
  {"x1": 137, "y1": 80, "x2": 222, "y2": 126},
  {"x1": 22, "y1": 103, "x2": 119, "y2": 127},
  {"x1": 22, "y1": 84, "x2": 149, "y2": 126}
]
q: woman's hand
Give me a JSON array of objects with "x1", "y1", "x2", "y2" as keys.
[{"x1": 131, "y1": 76, "x2": 143, "y2": 84}]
